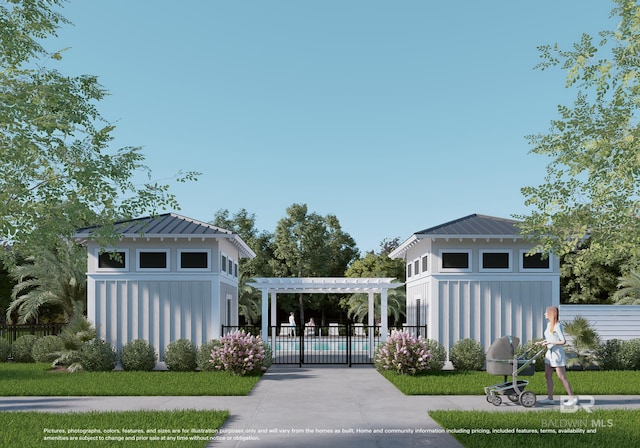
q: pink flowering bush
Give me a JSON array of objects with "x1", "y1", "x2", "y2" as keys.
[
  {"x1": 210, "y1": 330, "x2": 268, "y2": 375},
  {"x1": 375, "y1": 330, "x2": 431, "y2": 375}
]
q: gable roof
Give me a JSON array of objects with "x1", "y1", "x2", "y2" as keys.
[
  {"x1": 74, "y1": 213, "x2": 256, "y2": 259},
  {"x1": 389, "y1": 214, "x2": 522, "y2": 259}
]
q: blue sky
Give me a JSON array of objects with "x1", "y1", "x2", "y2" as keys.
[{"x1": 51, "y1": 0, "x2": 615, "y2": 254}]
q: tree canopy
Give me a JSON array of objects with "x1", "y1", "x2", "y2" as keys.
[
  {"x1": 517, "y1": 0, "x2": 640, "y2": 264},
  {"x1": 0, "y1": 0, "x2": 196, "y2": 264}
]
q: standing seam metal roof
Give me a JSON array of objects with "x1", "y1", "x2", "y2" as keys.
[
  {"x1": 74, "y1": 213, "x2": 255, "y2": 258},
  {"x1": 75, "y1": 213, "x2": 233, "y2": 237},
  {"x1": 415, "y1": 214, "x2": 521, "y2": 236}
]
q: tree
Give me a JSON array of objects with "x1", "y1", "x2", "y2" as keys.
[
  {"x1": 612, "y1": 271, "x2": 640, "y2": 304},
  {"x1": 270, "y1": 203, "x2": 359, "y2": 325},
  {"x1": 211, "y1": 208, "x2": 275, "y2": 324},
  {"x1": 6, "y1": 239, "x2": 86, "y2": 324},
  {"x1": 517, "y1": 0, "x2": 640, "y2": 263},
  {"x1": 0, "y1": 0, "x2": 197, "y2": 266},
  {"x1": 560, "y1": 240, "x2": 632, "y2": 303},
  {"x1": 343, "y1": 239, "x2": 406, "y2": 325}
]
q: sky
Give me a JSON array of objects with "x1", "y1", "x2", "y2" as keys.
[{"x1": 49, "y1": 0, "x2": 616, "y2": 254}]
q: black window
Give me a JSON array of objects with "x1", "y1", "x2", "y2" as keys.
[
  {"x1": 181, "y1": 252, "x2": 208, "y2": 269},
  {"x1": 139, "y1": 251, "x2": 167, "y2": 269},
  {"x1": 98, "y1": 251, "x2": 126, "y2": 269},
  {"x1": 442, "y1": 252, "x2": 469, "y2": 269},
  {"x1": 221, "y1": 255, "x2": 227, "y2": 272},
  {"x1": 414, "y1": 260, "x2": 420, "y2": 275},
  {"x1": 482, "y1": 252, "x2": 509, "y2": 269},
  {"x1": 522, "y1": 253, "x2": 550, "y2": 269},
  {"x1": 422, "y1": 255, "x2": 428, "y2": 272},
  {"x1": 228, "y1": 259, "x2": 233, "y2": 275},
  {"x1": 407, "y1": 263, "x2": 412, "y2": 277}
]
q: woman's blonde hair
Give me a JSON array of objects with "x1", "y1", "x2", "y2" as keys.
[{"x1": 546, "y1": 305, "x2": 559, "y2": 333}]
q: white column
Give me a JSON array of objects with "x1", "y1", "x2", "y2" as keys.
[
  {"x1": 270, "y1": 292, "x2": 277, "y2": 352},
  {"x1": 381, "y1": 288, "x2": 388, "y2": 342},
  {"x1": 368, "y1": 290, "x2": 375, "y2": 359},
  {"x1": 367, "y1": 291, "x2": 374, "y2": 327},
  {"x1": 261, "y1": 288, "x2": 268, "y2": 341}
]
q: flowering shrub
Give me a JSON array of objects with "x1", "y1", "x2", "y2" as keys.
[
  {"x1": 375, "y1": 330, "x2": 431, "y2": 375},
  {"x1": 210, "y1": 330, "x2": 268, "y2": 375}
]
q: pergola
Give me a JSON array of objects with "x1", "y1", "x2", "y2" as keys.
[{"x1": 247, "y1": 277, "x2": 404, "y2": 342}]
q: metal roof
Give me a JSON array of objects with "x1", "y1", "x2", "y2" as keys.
[
  {"x1": 389, "y1": 214, "x2": 523, "y2": 259},
  {"x1": 415, "y1": 214, "x2": 520, "y2": 236},
  {"x1": 74, "y1": 213, "x2": 256, "y2": 259}
]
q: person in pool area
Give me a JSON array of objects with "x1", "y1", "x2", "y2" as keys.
[{"x1": 535, "y1": 305, "x2": 578, "y2": 406}]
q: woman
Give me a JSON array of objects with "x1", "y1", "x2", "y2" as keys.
[{"x1": 536, "y1": 306, "x2": 578, "y2": 406}]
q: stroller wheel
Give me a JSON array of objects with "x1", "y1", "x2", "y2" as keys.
[
  {"x1": 520, "y1": 391, "x2": 536, "y2": 407},
  {"x1": 508, "y1": 394, "x2": 519, "y2": 402},
  {"x1": 492, "y1": 396, "x2": 502, "y2": 406},
  {"x1": 486, "y1": 394, "x2": 493, "y2": 403}
]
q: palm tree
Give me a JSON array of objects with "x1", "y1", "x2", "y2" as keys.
[
  {"x1": 612, "y1": 271, "x2": 640, "y2": 304},
  {"x1": 6, "y1": 240, "x2": 86, "y2": 324},
  {"x1": 345, "y1": 288, "x2": 406, "y2": 326},
  {"x1": 563, "y1": 316, "x2": 600, "y2": 370},
  {"x1": 238, "y1": 281, "x2": 261, "y2": 325}
]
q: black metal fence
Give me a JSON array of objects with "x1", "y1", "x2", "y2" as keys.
[
  {"x1": 0, "y1": 323, "x2": 65, "y2": 343},
  {"x1": 222, "y1": 324, "x2": 427, "y2": 367}
]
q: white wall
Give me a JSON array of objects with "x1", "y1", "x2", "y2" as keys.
[
  {"x1": 430, "y1": 278, "x2": 555, "y2": 354},
  {"x1": 559, "y1": 305, "x2": 640, "y2": 341},
  {"x1": 91, "y1": 278, "x2": 215, "y2": 361}
]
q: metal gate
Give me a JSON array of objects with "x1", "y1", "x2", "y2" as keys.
[{"x1": 222, "y1": 325, "x2": 427, "y2": 367}]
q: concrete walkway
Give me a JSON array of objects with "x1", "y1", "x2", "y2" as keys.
[{"x1": 3, "y1": 365, "x2": 640, "y2": 447}]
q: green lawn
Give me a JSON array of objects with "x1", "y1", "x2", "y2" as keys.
[
  {"x1": 380, "y1": 369, "x2": 640, "y2": 395},
  {"x1": 430, "y1": 409, "x2": 640, "y2": 448},
  {"x1": 0, "y1": 410, "x2": 228, "y2": 448},
  {"x1": 0, "y1": 363, "x2": 261, "y2": 396}
]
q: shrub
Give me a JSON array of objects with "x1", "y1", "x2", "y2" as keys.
[
  {"x1": 450, "y1": 338, "x2": 485, "y2": 371},
  {"x1": 0, "y1": 338, "x2": 11, "y2": 362},
  {"x1": 209, "y1": 330, "x2": 267, "y2": 375},
  {"x1": 374, "y1": 330, "x2": 431, "y2": 375},
  {"x1": 620, "y1": 338, "x2": 640, "y2": 370},
  {"x1": 11, "y1": 335, "x2": 39, "y2": 363},
  {"x1": 80, "y1": 339, "x2": 117, "y2": 372},
  {"x1": 261, "y1": 342, "x2": 273, "y2": 371},
  {"x1": 120, "y1": 339, "x2": 157, "y2": 371},
  {"x1": 164, "y1": 339, "x2": 197, "y2": 372},
  {"x1": 32, "y1": 335, "x2": 64, "y2": 363},
  {"x1": 423, "y1": 339, "x2": 446, "y2": 372},
  {"x1": 563, "y1": 316, "x2": 600, "y2": 370},
  {"x1": 197, "y1": 340, "x2": 221, "y2": 371},
  {"x1": 597, "y1": 339, "x2": 626, "y2": 370}
]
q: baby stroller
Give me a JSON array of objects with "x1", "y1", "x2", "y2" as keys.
[{"x1": 484, "y1": 335, "x2": 545, "y2": 407}]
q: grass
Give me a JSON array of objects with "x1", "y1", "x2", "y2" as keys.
[
  {"x1": 0, "y1": 363, "x2": 261, "y2": 396},
  {"x1": 0, "y1": 409, "x2": 229, "y2": 448},
  {"x1": 429, "y1": 409, "x2": 640, "y2": 448},
  {"x1": 380, "y1": 369, "x2": 640, "y2": 395}
]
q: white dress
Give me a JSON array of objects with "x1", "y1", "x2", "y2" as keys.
[{"x1": 544, "y1": 322, "x2": 567, "y2": 367}]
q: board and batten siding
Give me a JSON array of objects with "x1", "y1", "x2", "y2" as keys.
[
  {"x1": 431, "y1": 279, "x2": 554, "y2": 354},
  {"x1": 92, "y1": 279, "x2": 214, "y2": 361},
  {"x1": 559, "y1": 305, "x2": 640, "y2": 341}
]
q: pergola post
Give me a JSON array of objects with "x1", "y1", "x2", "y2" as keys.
[
  {"x1": 261, "y1": 288, "x2": 268, "y2": 341},
  {"x1": 367, "y1": 291, "x2": 374, "y2": 328},
  {"x1": 380, "y1": 288, "x2": 388, "y2": 342},
  {"x1": 270, "y1": 291, "x2": 277, "y2": 351}
]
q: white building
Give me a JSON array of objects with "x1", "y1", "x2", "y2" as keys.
[
  {"x1": 389, "y1": 214, "x2": 559, "y2": 353},
  {"x1": 74, "y1": 213, "x2": 255, "y2": 361}
]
